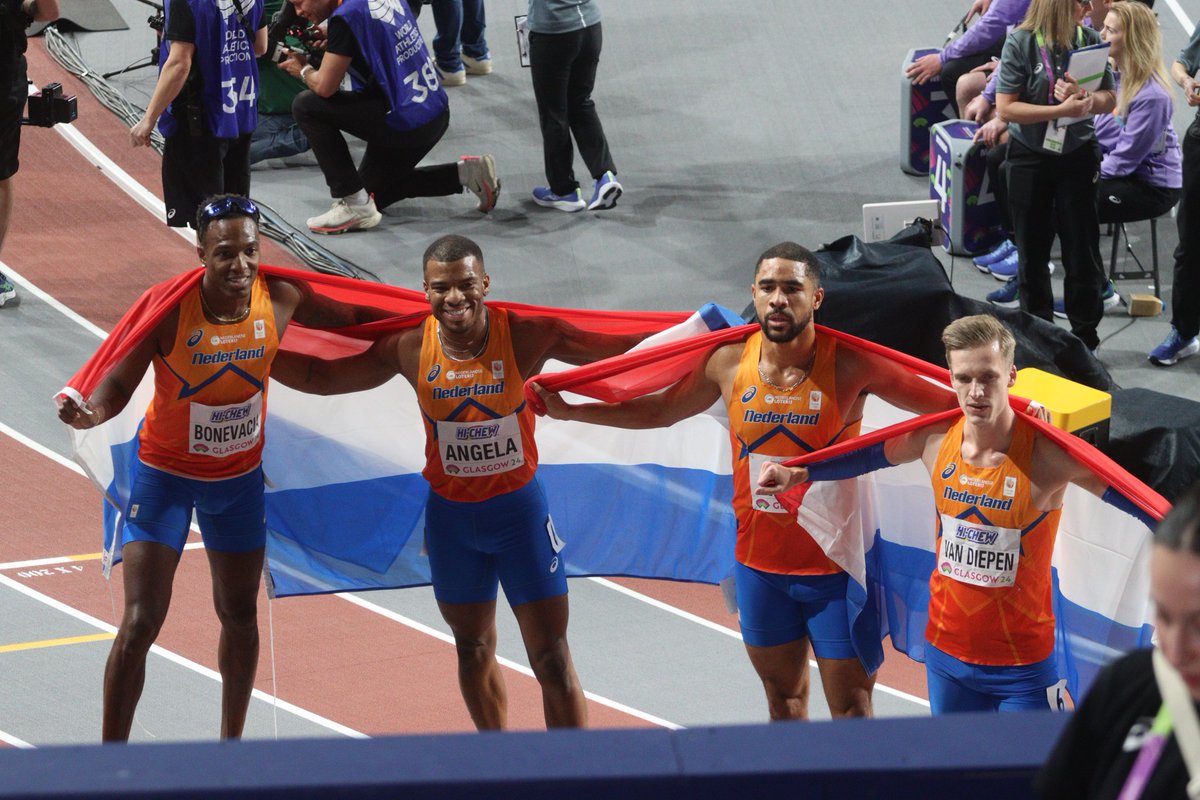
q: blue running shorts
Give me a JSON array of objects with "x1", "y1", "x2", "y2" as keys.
[
  {"x1": 124, "y1": 461, "x2": 266, "y2": 554},
  {"x1": 735, "y1": 562, "x2": 856, "y2": 659},
  {"x1": 925, "y1": 643, "x2": 1063, "y2": 714},
  {"x1": 424, "y1": 478, "x2": 567, "y2": 607}
]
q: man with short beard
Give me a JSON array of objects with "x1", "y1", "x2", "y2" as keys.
[{"x1": 534, "y1": 241, "x2": 957, "y2": 722}]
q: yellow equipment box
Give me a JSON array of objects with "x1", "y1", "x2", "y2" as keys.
[{"x1": 1010, "y1": 367, "x2": 1112, "y2": 447}]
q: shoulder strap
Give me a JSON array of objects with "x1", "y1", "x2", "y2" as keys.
[{"x1": 1152, "y1": 648, "x2": 1200, "y2": 799}]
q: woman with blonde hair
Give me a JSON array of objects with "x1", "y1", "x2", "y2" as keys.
[
  {"x1": 1094, "y1": 1, "x2": 1182, "y2": 225},
  {"x1": 996, "y1": 0, "x2": 1116, "y2": 353}
]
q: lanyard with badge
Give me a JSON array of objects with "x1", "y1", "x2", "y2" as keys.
[
  {"x1": 1117, "y1": 705, "x2": 1173, "y2": 800},
  {"x1": 1035, "y1": 27, "x2": 1085, "y2": 153}
]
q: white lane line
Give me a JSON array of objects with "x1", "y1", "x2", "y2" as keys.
[
  {"x1": 51, "y1": 121, "x2": 193, "y2": 244},
  {"x1": 0, "y1": 573, "x2": 366, "y2": 740},
  {"x1": 0, "y1": 729, "x2": 34, "y2": 749},
  {"x1": 0, "y1": 260, "x2": 108, "y2": 339},
  {"x1": 0, "y1": 420, "x2": 86, "y2": 474},
  {"x1": 589, "y1": 577, "x2": 932, "y2": 709},
  {"x1": 1164, "y1": 0, "x2": 1194, "y2": 36},
  {"x1": 0, "y1": 543, "x2": 205, "y2": 572},
  {"x1": 337, "y1": 592, "x2": 683, "y2": 730}
]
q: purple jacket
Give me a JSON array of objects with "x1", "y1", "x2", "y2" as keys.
[
  {"x1": 1095, "y1": 76, "x2": 1183, "y2": 188},
  {"x1": 942, "y1": 0, "x2": 1032, "y2": 64}
]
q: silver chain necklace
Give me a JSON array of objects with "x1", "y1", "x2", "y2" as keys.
[{"x1": 437, "y1": 311, "x2": 490, "y2": 362}]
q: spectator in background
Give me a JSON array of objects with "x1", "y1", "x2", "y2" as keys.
[
  {"x1": 1052, "y1": 1, "x2": 1180, "y2": 319},
  {"x1": 1036, "y1": 481, "x2": 1200, "y2": 800},
  {"x1": 251, "y1": 0, "x2": 309, "y2": 165},
  {"x1": 131, "y1": 0, "x2": 268, "y2": 229},
  {"x1": 430, "y1": 0, "x2": 490, "y2": 87},
  {"x1": 1154, "y1": 15, "x2": 1200, "y2": 366},
  {"x1": 281, "y1": 0, "x2": 498, "y2": 234},
  {"x1": 1, "y1": 0, "x2": 60, "y2": 307},
  {"x1": 906, "y1": 0, "x2": 1032, "y2": 117},
  {"x1": 996, "y1": 0, "x2": 1115, "y2": 354},
  {"x1": 528, "y1": 0, "x2": 622, "y2": 213}
]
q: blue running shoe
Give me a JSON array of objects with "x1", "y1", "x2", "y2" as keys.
[
  {"x1": 989, "y1": 250, "x2": 1019, "y2": 280},
  {"x1": 0, "y1": 272, "x2": 15, "y2": 307},
  {"x1": 972, "y1": 239, "x2": 1015, "y2": 272},
  {"x1": 1054, "y1": 280, "x2": 1119, "y2": 319},
  {"x1": 986, "y1": 277, "x2": 1019, "y2": 307},
  {"x1": 1149, "y1": 327, "x2": 1200, "y2": 366},
  {"x1": 532, "y1": 186, "x2": 586, "y2": 212},
  {"x1": 587, "y1": 171, "x2": 623, "y2": 210}
]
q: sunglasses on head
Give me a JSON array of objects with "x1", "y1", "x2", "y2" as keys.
[{"x1": 198, "y1": 196, "x2": 260, "y2": 223}]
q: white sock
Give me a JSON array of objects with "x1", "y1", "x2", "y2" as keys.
[{"x1": 345, "y1": 189, "x2": 370, "y2": 207}]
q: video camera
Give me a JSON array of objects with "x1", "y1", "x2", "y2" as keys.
[{"x1": 23, "y1": 83, "x2": 77, "y2": 128}]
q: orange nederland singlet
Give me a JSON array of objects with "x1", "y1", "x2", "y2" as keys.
[
  {"x1": 417, "y1": 307, "x2": 537, "y2": 503},
  {"x1": 727, "y1": 331, "x2": 859, "y2": 574},
  {"x1": 138, "y1": 274, "x2": 279, "y2": 480},
  {"x1": 927, "y1": 417, "x2": 1063, "y2": 666}
]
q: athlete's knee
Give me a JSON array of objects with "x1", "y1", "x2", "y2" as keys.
[
  {"x1": 828, "y1": 688, "x2": 873, "y2": 718},
  {"x1": 452, "y1": 631, "x2": 498, "y2": 671},
  {"x1": 757, "y1": 676, "x2": 809, "y2": 721},
  {"x1": 528, "y1": 638, "x2": 574, "y2": 690},
  {"x1": 115, "y1": 604, "x2": 168, "y2": 657},
  {"x1": 212, "y1": 596, "x2": 258, "y2": 638}
]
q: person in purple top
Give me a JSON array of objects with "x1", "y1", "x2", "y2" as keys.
[
  {"x1": 1093, "y1": 1, "x2": 1181, "y2": 226},
  {"x1": 906, "y1": 0, "x2": 1031, "y2": 117}
]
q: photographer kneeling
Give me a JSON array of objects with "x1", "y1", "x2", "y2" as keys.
[{"x1": 280, "y1": 0, "x2": 497, "y2": 234}]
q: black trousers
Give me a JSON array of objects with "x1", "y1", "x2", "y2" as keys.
[
  {"x1": 1007, "y1": 137, "x2": 1106, "y2": 350},
  {"x1": 985, "y1": 140, "x2": 1011, "y2": 237},
  {"x1": 1098, "y1": 176, "x2": 1179, "y2": 225},
  {"x1": 1171, "y1": 116, "x2": 1200, "y2": 339},
  {"x1": 162, "y1": 131, "x2": 251, "y2": 229},
  {"x1": 941, "y1": 44, "x2": 1002, "y2": 118},
  {"x1": 292, "y1": 92, "x2": 459, "y2": 210},
  {"x1": 529, "y1": 22, "x2": 616, "y2": 196}
]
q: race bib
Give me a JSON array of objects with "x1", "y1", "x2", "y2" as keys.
[
  {"x1": 188, "y1": 393, "x2": 263, "y2": 458},
  {"x1": 747, "y1": 452, "x2": 789, "y2": 515},
  {"x1": 937, "y1": 514, "x2": 1021, "y2": 588},
  {"x1": 436, "y1": 414, "x2": 525, "y2": 477}
]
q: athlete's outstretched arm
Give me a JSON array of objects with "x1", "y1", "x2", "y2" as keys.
[
  {"x1": 756, "y1": 419, "x2": 950, "y2": 495},
  {"x1": 509, "y1": 314, "x2": 657, "y2": 376},
  {"x1": 57, "y1": 323, "x2": 162, "y2": 429},
  {"x1": 840, "y1": 345, "x2": 958, "y2": 415},
  {"x1": 270, "y1": 332, "x2": 411, "y2": 395},
  {"x1": 531, "y1": 346, "x2": 733, "y2": 430},
  {"x1": 269, "y1": 277, "x2": 397, "y2": 330}
]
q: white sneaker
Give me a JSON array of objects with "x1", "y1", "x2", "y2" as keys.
[
  {"x1": 460, "y1": 155, "x2": 500, "y2": 212},
  {"x1": 462, "y1": 54, "x2": 493, "y2": 75},
  {"x1": 306, "y1": 197, "x2": 383, "y2": 234},
  {"x1": 437, "y1": 64, "x2": 466, "y2": 86}
]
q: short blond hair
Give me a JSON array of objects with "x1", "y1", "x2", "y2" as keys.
[{"x1": 942, "y1": 314, "x2": 1016, "y2": 365}]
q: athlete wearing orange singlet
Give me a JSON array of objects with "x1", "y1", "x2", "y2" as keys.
[
  {"x1": 758, "y1": 314, "x2": 1118, "y2": 715},
  {"x1": 537, "y1": 241, "x2": 958, "y2": 721},
  {"x1": 928, "y1": 417, "x2": 1062, "y2": 666},
  {"x1": 729, "y1": 331, "x2": 857, "y2": 576},
  {"x1": 59, "y1": 194, "x2": 392, "y2": 742},
  {"x1": 269, "y1": 234, "x2": 652, "y2": 730}
]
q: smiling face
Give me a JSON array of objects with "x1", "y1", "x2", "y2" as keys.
[
  {"x1": 1152, "y1": 546, "x2": 1200, "y2": 700},
  {"x1": 946, "y1": 341, "x2": 1017, "y2": 427},
  {"x1": 751, "y1": 258, "x2": 823, "y2": 344},
  {"x1": 424, "y1": 255, "x2": 490, "y2": 338},
  {"x1": 197, "y1": 216, "x2": 260, "y2": 306}
]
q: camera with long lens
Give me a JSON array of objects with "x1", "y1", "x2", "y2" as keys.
[{"x1": 24, "y1": 83, "x2": 77, "y2": 128}]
